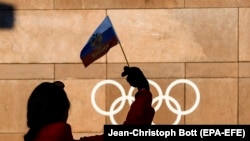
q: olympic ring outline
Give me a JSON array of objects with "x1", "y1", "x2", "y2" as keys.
[{"x1": 91, "y1": 79, "x2": 200, "y2": 125}]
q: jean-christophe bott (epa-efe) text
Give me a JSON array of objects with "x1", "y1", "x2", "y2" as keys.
[{"x1": 104, "y1": 125, "x2": 249, "y2": 140}]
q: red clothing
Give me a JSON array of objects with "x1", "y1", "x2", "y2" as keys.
[
  {"x1": 32, "y1": 89, "x2": 154, "y2": 141},
  {"x1": 123, "y1": 89, "x2": 155, "y2": 125},
  {"x1": 33, "y1": 122, "x2": 103, "y2": 141}
]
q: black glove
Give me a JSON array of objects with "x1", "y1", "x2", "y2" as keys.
[{"x1": 121, "y1": 66, "x2": 149, "y2": 90}]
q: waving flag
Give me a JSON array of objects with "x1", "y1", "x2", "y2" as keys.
[{"x1": 80, "y1": 16, "x2": 120, "y2": 67}]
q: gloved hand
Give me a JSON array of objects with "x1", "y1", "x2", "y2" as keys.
[{"x1": 121, "y1": 66, "x2": 149, "y2": 90}]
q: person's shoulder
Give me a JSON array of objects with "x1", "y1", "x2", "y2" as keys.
[
  {"x1": 38, "y1": 122, "x2": 72, "y2": 136},
  {"x1": 139, "y1": 88, "x2": 152, "y2": 95},
  {"x1": 79, "y1": 134, "x2": 103, "y2": 141},
  {"x1": 135, "y1": 89, "x2": 152, "y2": 99}
]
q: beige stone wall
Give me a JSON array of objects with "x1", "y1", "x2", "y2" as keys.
[{"x1": 1, "y1": 0, "x2": 250, "y2": 140}]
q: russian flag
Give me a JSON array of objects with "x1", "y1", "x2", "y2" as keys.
[{"x1": 80, "y1": 16, "x2": 120, "y2": 67}]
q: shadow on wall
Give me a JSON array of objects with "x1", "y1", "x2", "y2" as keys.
[{"x1": 0, "y1": 3, "x2": 15, "y2": 29}]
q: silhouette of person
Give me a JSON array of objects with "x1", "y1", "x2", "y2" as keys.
[
  {"x1": 24, "y1": 81, "x2": 103, "y2": 141},
  {"x1": 24, "y1": 66, "x2": 154, "y2": 141},
  {"x1": 121, "y1": 66, "x2": 155, "y2": 124}
]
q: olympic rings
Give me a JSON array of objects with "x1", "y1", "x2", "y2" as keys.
[{"x1": 91, "y1": 79, "x2": 200, "y2": 125}]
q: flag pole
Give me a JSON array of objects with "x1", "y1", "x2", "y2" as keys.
[{"x1": 118, "y1": 42, "x2": 129, "y2": 67}]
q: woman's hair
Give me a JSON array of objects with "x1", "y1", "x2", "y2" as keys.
[
  {"x1": 24, "y1": 81, "x2": 70, "y2": 141},
  {"x1": 122, "y1": 66, "x2": 149, "y2": 90}
]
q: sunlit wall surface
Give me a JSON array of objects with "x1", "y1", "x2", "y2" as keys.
[{"x1": 1, "y1": 0, "x2": 250, "y2": 140}]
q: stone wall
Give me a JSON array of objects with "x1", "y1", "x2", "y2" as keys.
[{"x1": 1, "y1": 0, "x2": 250, "y2": 140}]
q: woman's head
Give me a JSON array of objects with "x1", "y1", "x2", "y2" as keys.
[
  {"x1": 121, "y1": 66, "x2": 149, "y2": 90},
  {"x1": 26, "y1": 81, "x2": 70, "y2": 129}
]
